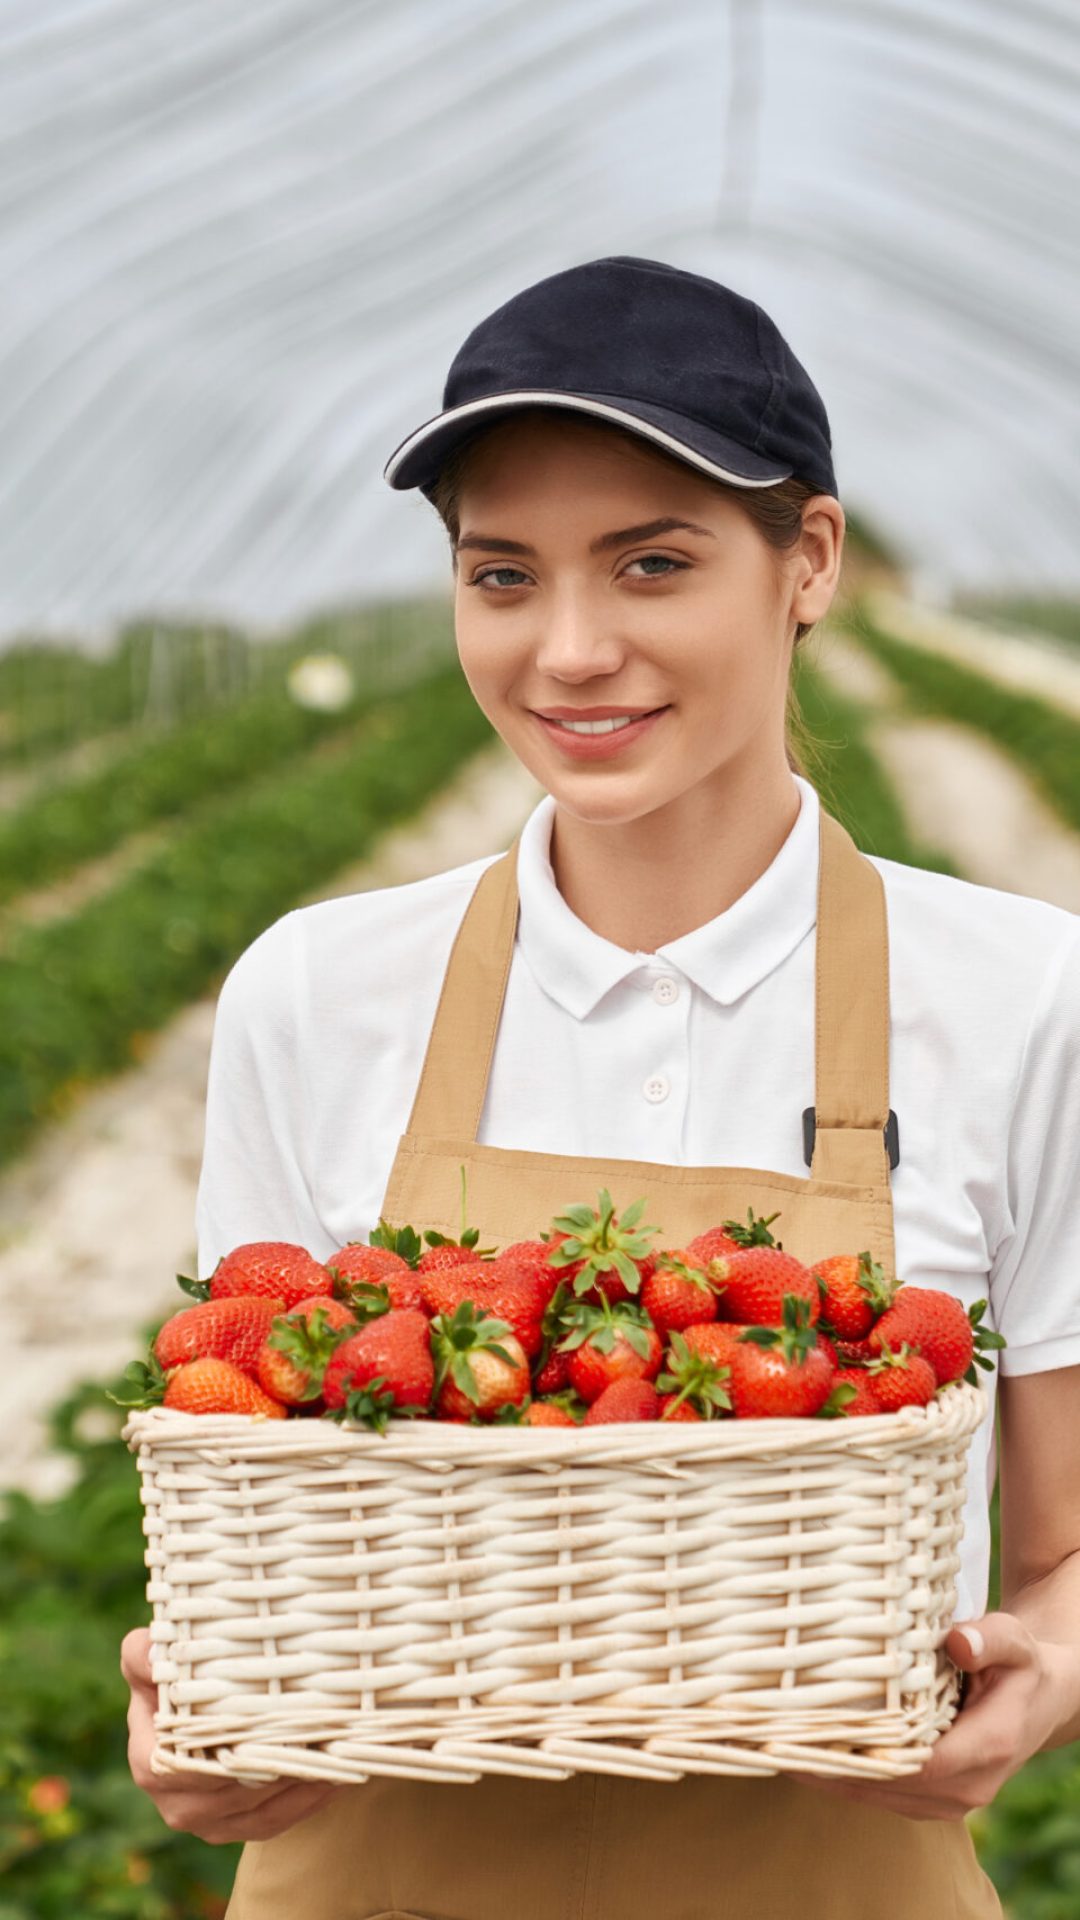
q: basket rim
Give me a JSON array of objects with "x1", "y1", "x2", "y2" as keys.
[{"x1": 121, "y1": 1375, "x2": 988, "y2": 1462}]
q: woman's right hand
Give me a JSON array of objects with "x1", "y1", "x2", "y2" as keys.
[{"x1": 121, "y1": 1626, "x2": 350, "y2": 1844}]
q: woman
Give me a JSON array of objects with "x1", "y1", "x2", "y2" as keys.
[{"x1": 122, "y1": 256, "x2": 1080, "y2": 1918}]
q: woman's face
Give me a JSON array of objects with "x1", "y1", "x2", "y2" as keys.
[{"x1": 451, "y1": 413, "x2": 842, "y2": 830}]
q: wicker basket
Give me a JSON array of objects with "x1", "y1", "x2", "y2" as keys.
[{"x1": 121, "y1": 1376, "x2": 987, "y2": 1786}]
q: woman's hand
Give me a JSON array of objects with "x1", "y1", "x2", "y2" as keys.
[
  {"x1": 121, "y1": 1626, "x2": 351, "y2": 1844},
  {"x1": 800, "y1": 1612, "x2": 1073, "y2": 1820}
]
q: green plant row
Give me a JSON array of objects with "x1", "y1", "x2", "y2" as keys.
[
  {"x1": 950, "y1": 594, "x2": 1080, "y2": 656},
  {"x1": 791, "y1": 649, "x2": 961, "y2": 876},
  {"x1": 0, "y1": 662, "x2": 493, "y2": 1168},
  {"x1": 0, "y1": 608, "x2": 456, "y2": 907},
  {"x1": 0, "y1": 597, "x2": 452, "y2": 770},
  {"x1": 837, "y1": 602, "x2": 1080, "y2": 836}
]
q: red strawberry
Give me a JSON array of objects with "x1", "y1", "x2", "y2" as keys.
[
  {"x1": 326, "y1": 1244, "x2": 426, "y2": 1313},
  {"x1": 815, "y1": 1329, "x2": 842, "y2": 1368},
  {"x1": 685, "y1": 1224, "x2": 743, "y2": 1264},
  {"x1": 557, "y1": 1298, "x2": 663, "y2": 1404},
  {"x1": 416, "y1": 1240, "x2": 485, "y2": 1275},
  {"x1": 533, "y1": 1344, "x2": 573, "y2": 1395},
  {"x1": 499, "y1": 1241, "x2": 564, "y2": 1315},
  {"x1": 680, "y1": 1321, "x2": 751, "y2": 1367},
  {"x1": 865, "y1": 1342, "x2": 938, "y2": 1410},
  {"x1": 153, "y1": 1295, "x2": 286, "y2": 1375},
  {"x1": 656, "y1": 1328, "x2": 733, "y2": 1420},
  {"x1": 583, "y1": 1379, "x2": 660, "y2": 1425},
  {"x1": 524, "y1": 1400, "x2": 579, "y2": 1428},
  {"x1": 207, "y1": 1242, "x2": 333, "y2": 1310},
  {"x1": 829, "y1": 1366, "x2": 885, "y2": 1417},
  {"x1": 709, "y1": 1246, "x2": 820, "y2": 1326},
  {"x1": 545, "y1": 1188, "x2": 660, "y2": 1302},
  {"x1": 869, "y1": 1289, "x2": 1006, "y2": 1387},
  {"x1": 832, "y1": 1334, "x2": 878, "y2": 1366},
  {"x1": 162, "y1": 1357, "x2": 288, "y2": 1418},
  {"x1": 812, "y1": 1250, "x2": 899, "y2": 1339},
  {"x1": 431, "y1": 1302, "x2": 530, "y2": 1420},
  {"x1": 321, "y1": 1308, "x2": 435, "y2": 1425},
  {"x1": 724, "y1": 1296, "x2": 836, "y2": 1418},
  {"x1": 419, "y1": 1260, "x2": 543, "y2": 1359},
  {"x1": 255, "y1": 1300, "x2": 358, "y2": 1406},
  {"x1": 641, "y1": 1251, "x2": 719, "y2": 1337},
  {"x1": 658, "y1": 1394, "x2": 703, "y2": 1421}
]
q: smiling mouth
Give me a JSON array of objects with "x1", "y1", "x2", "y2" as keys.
[{"x1": 539, "y1": 707, "x2": 668, "y2": 735}]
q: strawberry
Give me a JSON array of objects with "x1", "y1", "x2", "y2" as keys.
[
  {"x1": 431, "y1": 1302, "x2": 530, "y2": 1420},
  {"x1": 724, "y1": 1295, "x2": 836, "y2": 1418},
  {"x1": 532, "y1": 1344, "x2": 573, "y2": 1395},
  {"x1": 865, "y1": 1342, "x2": 938, "y2": 1410},
  {"x1": 255, "y1": 1301, "x2": 358, "y2": 1406},
  {"x1": 197, "y1": 1242, "x2": 333, "y2": 1311},
  {"x1": 815, "y1": 1329, "x2": 842, "y2": 1368},
  {"x1": 321, "y1": 1308, "x2": 435, "y2": 1426},
  {"x1": 419, "y1": 1259, "x2": 543, "y2": 1359},
  {"x1": 545, "y1": 1188, "x2": 660, "y2": 1302},
  {"x1": 162, "y1": 1357, "x2": 288, "y2": 1418},
  {"x1": 658, "y1": 1395, "x2": 703, "y2": 1421},
  {"x1": 832, "y1": 1334, "x2": 878, "y2": 1366},
  {"x1": 828, "y1": 1367, "x2": 885, "y2": 1418},
  {"x1": 326, "y1": 1243, "x2": 426, "y2": 1313},
  {"x1": 812, "y1": 1250, "x2": 899, "y2": 1339},
  {"x1": 557, "y1": 1297, "x2": 663, "y2": 1403},
  {"x1": 417, "y1": 1238, "x2": 487, "y2": 1275},
  {"x1": 584, "y1": 1378, "x2": 660, "y2": 1424},
  {"x1": 640, "y1": 1251, "x2": 719, "y2": 1337},
  {"x1": 524, "y1": 1400, "x2": 580, "y2": 1428},
  {"x1": 498, "y1": 1240, "x2": 564, "y2": 1316},
  {"x1": 680, "y1": 1321, "x2": 753, "y2": 1367},
  {"x1": 867, "y1": 1289, "x2": 1004, "y2": 1386},
  {"x1": 684, "y1": 1224, "x2": 743, "y2": 1264},
  {"x1": 152, "y1": 1295, "x2": 286, "y2": 1375},
  {"x1": 656, "y1": 1328, "x2": 733, "y2": 1420},
  {"x1": 709, "y1": 1246, "x2": 820, "y2": 1326}
]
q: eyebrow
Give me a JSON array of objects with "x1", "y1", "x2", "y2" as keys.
[{"x1": 454, "y1": 516, "x2": 718, "y2": 558}]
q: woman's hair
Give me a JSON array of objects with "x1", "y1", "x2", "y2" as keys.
[{"x1": 427, "y1": 408, "x2": 831, "y2": 781}]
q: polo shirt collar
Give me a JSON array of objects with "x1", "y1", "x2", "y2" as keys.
[{"x1": 515, "y1": 775, "x2": 821, "y2": 1018}]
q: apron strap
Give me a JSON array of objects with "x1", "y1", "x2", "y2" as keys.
[{"x1": 403, "y1": 806, "x2": 892, "y2": 1189}]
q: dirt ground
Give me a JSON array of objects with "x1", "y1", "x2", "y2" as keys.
[{"x1": 3, "y1": 625, "x2": 1079, "y2": 1497}]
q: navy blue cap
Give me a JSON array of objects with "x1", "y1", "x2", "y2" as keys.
[{"x1": 382, "y1": 254, "x2": 836, "y2": 501}]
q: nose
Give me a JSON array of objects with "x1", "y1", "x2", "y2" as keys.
[{"x1": 532, "y1": 583, "x2": 625, "y2": 682}]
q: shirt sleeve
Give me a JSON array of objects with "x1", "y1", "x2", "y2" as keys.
[
  {"x1": 990, "y1": 918, "x2": 1080, "y2": 1376},
  {"x1": 194, "y1": 911, "x2": 324, "y2": 1281}
]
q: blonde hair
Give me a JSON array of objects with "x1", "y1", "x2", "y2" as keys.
[{"x1": 426, "y1": 408, "x2": 829, "y2": 780}]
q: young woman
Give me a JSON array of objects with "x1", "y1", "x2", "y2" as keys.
[{"x1": 122, "y1": 256, "x2": 1080, "y2": 1918}]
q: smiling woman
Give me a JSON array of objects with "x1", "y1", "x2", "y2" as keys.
[{"x1": 124, "y1": 257, "x2": 1080, "y2": 1920}]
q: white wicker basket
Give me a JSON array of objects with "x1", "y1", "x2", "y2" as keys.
[{"x1": 122, "y1": 1376, "x2": 987, "y2": 1786}]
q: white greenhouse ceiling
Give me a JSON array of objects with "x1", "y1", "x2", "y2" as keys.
[{"x1": 1, "y1": 0, "x2": 1078, "y2": 644}]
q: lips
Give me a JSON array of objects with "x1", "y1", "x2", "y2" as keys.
[{"x1": 531, "y1": 705, "x2": 670, "y2": 760}]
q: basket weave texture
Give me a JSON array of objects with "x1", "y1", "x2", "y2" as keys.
[{"x1": 122, "y1": 1377, "x2": 987, "y2": 1786}]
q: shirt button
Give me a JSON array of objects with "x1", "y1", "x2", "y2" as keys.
[
  {"x1": 643, "y1": 1074, "x2": 670, "y2": 1103},
  {"x1": 652, "y1": 976, "x2": 679, "y2": 1005}
]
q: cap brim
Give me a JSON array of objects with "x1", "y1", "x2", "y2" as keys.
[{"x1": 382, "y1": 390, "x2": 792, "y2": 496}]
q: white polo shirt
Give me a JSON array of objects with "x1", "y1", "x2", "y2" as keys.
[{"x1": 195, "y1": 772, "x2": 1080, "y2": 1626}]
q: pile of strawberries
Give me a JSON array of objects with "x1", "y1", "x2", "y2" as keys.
[{"x1": 114, "y1": 1190, "x2": 1005, "y2": 1428}]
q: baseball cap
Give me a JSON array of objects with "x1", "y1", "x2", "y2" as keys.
[{"x1": 382, "y1": 254, "x2": 836, "y2": 501}]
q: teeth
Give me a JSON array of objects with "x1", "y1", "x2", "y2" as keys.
[{"x1": 553, "y1": 714, "x2": 642, "y2": 734}]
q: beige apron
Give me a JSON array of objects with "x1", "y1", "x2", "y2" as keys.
[{"x1": 226, "y1": 806, "x2": 1003, "y2": 1920}]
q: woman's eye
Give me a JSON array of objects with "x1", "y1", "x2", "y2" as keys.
[
  {"x1": 626, "y1": 554, "x2": 684, "y2": 577},
  {"x1": 469, "y1": 553, "x2": 687, "y2": 591},
  {"x1": 470, "y1": 566, "x2": 528, "y2": 589}
]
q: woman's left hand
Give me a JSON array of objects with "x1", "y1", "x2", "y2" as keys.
[{"x1": 800, "y1": 1612, "x2": 1075, "y2": 1820}]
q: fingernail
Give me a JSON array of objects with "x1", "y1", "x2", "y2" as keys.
[{"x1": 956, "y1": 1624, "x2": 984, "y2": 1658}]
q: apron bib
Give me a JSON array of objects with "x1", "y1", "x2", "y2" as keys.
[{"x1": 226, "y1": 807, "x2": 1002, "y2": 1920}]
